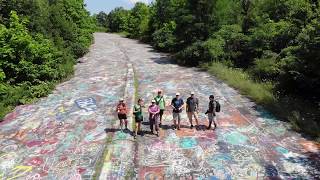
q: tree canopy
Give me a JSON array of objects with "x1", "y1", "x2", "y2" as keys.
[{"x1": 0, "y1": 0, "x2": 95, "y2": 119}]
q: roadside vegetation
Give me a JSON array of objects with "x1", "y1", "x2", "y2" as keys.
[
  {"x1": 0, "y1": 0, "x2": 96, "y2": 120},
  {"x1": 97, "y1": 0, "x2": 320, "y2": 139}
]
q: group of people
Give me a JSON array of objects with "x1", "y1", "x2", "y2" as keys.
[{"x1": 116, "y1": 90, "x2": 220, "y2": 138}]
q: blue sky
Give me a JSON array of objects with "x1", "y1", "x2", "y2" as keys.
[{"x1": 84, "y1": 0, "x2": 152, "y2": 14}]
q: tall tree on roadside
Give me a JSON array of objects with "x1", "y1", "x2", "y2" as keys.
[
  {"x1": 108, "y1": 7, "x2": 130, "y2": 32},
  {"x1": 128, "y1": 2, "x2": 150, "y2": 39}
]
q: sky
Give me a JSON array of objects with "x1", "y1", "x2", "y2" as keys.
[{"x1": 84, "y1": 0, "x2": 152, "y2": 14}]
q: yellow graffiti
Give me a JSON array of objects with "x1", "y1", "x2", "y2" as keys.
[
  {"x1": 104, "y1": 149, "x2": 112, "y2": 162},
  {"x1": 7, "y1": 165, "x2": 32, "y2": 180},
  {"x1": 57, "y1": 106, "x2": 66, "y2": 113}
]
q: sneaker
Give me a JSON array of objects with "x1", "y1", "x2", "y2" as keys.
[
  {"x1": 134, "y1": 134, "x2": 137, "y2": 139},
  {"x1": 190, "y1": 125, "x2": 194, "y2": 129},
  {"x1": 177, "y1": 127, "x2": 181, "y2": 130},
  {"x1": 156, "y1": 131, "x2": 159, "y2": 137},
  {"x1": 213, "y1": 123, "x2": 217, "y2": 130},
  {"x1": 207, "y1": 126, "x2": 211, "y2": 130},
  {"x1": 151, "y1": 131, "x2": 154, "y2": 134},
  {"x1": 172, "y1": 125, "x2": 176, "y2": 130}
]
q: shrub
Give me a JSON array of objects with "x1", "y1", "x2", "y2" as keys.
[
  {"x1": 152, "y1": 21, "x2": 177, "y2": 52},
  {"x1": 250, "y1": 51, "x2": 281, "y2": 81},
  {"x1": 175, "y1": 41, "x2": 205, "y2": 66}
]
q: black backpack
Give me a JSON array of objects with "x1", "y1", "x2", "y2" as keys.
[{"x1": 215, "y1": 100, "x2": 221, "y2": 112}]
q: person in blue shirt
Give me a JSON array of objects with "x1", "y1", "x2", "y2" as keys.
[{"x1": 170, "y1": 92, "x2": 184, "y2": 130}]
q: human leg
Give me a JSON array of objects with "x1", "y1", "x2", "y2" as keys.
[
  {"x1": 187, "y1": 112, "x2": 193, "y2": 128},
  {"x1": 207, "y1": 113, "x2": 213, "y2": 130},
  {"x1": 159, "y1": 109, "x2": 164, "y2": 125},
  {"x1": 177, "y1": 113, "x2": 181, "y2": 130},
  {"x1": 172, "y1": 113, "x2": 178, "y2": 129}
]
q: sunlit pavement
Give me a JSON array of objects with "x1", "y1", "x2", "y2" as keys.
[{"x1": 0, "y1": 33, "x2": 319, "y2": 180}]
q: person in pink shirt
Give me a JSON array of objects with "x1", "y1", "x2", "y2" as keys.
[{"x1": 148, "y1": 99, "x2": 160, "y2": 136}]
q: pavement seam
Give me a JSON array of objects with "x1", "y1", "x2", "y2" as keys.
[{"x1": 98, "y1": 39, "x2": 137, "y2": 179}]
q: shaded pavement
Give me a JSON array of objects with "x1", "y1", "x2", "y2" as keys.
[{"x1": 0, "y1": 33, "x2": 319, "y2": 180}]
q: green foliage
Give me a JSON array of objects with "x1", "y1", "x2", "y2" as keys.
[
  {"x1": 108, "y1": 7, "x2": 130, "y2": 32},
  {"x1": 176, "y1": 41, "x2": 205, "y2": 66},
  {"x1": 152, "y1": 21, "x2": 177, "y2": 52},
  {"x1": 128, "y1": 2, "x2": 150, "y2": 39},
  {"x1": 106, "y1": 0, "x2": 320, "y2": 138},
  {"x1": 96, "y1": 11, "x2": 109, "y2": 30},
  {"x1": 250, "y1": 51, "x2": 280, "y2": 81},
  {"x1": 205, "y1": 62, "x2": 275, "y2": 104},
  {"x1": 0, "y1": 0, "x2": 94, "y2": 120}
]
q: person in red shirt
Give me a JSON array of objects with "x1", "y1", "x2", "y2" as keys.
[{"x1": 116, "y1": 98, "x2": 128, "y2": 130}]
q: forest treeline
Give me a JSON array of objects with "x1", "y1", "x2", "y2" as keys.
[
  {"x1": 97, "y1": 0, "x2": 320, "y2": 138},
  {"x1": 0, "y1": 0, "x2": 95, "y2": 119}
]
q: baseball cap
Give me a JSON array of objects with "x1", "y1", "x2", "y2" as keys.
[
  {"x1": 119, "y1": 98, "x2": 124, "y2": 101},
  {"x1": 151, "y1": 99, "x2": 156, "y2": 103},
  {"x1": 176, "y1": 92, "x2": 180, "y2": 96},
  {"x1": 191, "y1": 91, "x2": 195, "y2": 95}
]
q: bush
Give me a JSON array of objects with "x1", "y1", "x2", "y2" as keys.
[
  {"x1": 214, "y1": 24, "x2": 252, "y2": 67},
  {"x1": 250, "y1": 51, "x2": 281, "y2": 81},
  {"x1": 152, "y1": 21, "x2": 177, "y2": 52},
  {"x1": 202, "y1": 36, "x2": 225, "y2": 62},
  {"x1": 175, "y1": 41, "x2": 205, "y2": 66},
  {"x1": 0, "y1": 2, "x2": 94, "y2": 120}
]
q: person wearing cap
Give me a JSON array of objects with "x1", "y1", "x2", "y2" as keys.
[
  {"x1": 171, "y1": 92, "x2": 184, "y2": 130},
  {"x1": 154, "y1": 90, "x2": 166, "y2": 126},
  {"x1": 206, "y1": 95, "x2": 217, "y2": 130},
  {"x1": 133, "y1": 98, "x2": 145, "y2": 138},
  {"x1": 148, "y1": 99, "x2": 160, "y2": 136},
  {"x1": 116, "y1": 98, "x2": 128, "y2": 131},
  {"x1": 186, "y1": 92, "x2": 199, "y2": 129}
]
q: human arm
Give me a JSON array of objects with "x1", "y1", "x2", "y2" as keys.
[
  {"x1": 196, "y1": 98, "x2": 199, "y2": 112},
  {"x1": 170, "y1": 99, "x2": 175, "y2": 109},
  {"x1": 179, "y1": 99, "x2": 184, "y2": 110}
]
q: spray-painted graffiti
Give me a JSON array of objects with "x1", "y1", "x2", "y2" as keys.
[
  {"x1": 75, "y1": 97, "x2": 97, "y2": 112},
  {"x1": 0, "y1": 33, "x2": 131, "y2": 179},
  {"x1": 100, "y1": 33, "x2": 320, "y2": 179},
  {"x1": 1, "y1": 33, "x2": 320, "y2": 179}
]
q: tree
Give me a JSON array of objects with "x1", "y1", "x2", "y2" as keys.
[
  {"x1": 128, "y1": 2, "x2": 150, "y2": 39},
  {"x1": 108, "y1": 7, "x2": 130, "y2": 32}
]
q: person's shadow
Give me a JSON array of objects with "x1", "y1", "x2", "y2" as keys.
[{"x1": 104, "y1": 128, "x2": 134, "y2": 136}]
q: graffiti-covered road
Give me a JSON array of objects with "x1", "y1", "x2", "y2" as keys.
[{"x1": 1, "y1": 33, "x2": 319, "y2": 180}]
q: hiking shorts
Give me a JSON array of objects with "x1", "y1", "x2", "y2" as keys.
[
  {"x1": 187, "y1": 112, "x2": 198, "y2": 120},
  {"x1": 135, "y1": 116, "x2": 143, "y2": 123},
  {"x1": 173, "y1": 112, "x2": 181, "y2": 121},
  {"x1": 118, "y1": 114, "x2": 127, "y2": 120},
  {"x1": 208, "y1": 113, "x2": 216, "y2": 123}
]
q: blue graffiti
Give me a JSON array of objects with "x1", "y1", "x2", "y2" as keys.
[{"x1": 75, "y1": 97, "x2": 97, "y2": 111}]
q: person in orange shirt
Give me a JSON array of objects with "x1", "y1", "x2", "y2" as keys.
[{"x1": 116, "y1": 98, "x2": 128, "y2": 130}]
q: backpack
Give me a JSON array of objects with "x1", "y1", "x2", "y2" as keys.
[{"x1": 215, "y1": 100, "x2": 221, "y2": 112}]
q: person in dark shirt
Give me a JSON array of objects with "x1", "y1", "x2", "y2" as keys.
[
  {"x1": 206, "y1": 95, "x2": 217, "y2": 130},
  {"x1": 186, "y1": 92, "x2": 199, "y2": 129},
  {"x1": 171, "y1": 92, "x2": 184, "y2": 130}
]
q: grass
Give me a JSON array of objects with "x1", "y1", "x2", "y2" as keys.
[
  {"x1": 116, "y1": 31, "x2": 130, "y2": 38},
  {"x1": 203, "y1": 61, "x2": 320, "y2": 139},
  {"x1": 132, "y1": 67, "x2": 139, "y2": 131},
  {"x1": 204, "y1": 62, "x2": 275, "y2": 105},
  {"x1": 92, "y1": 134, "x2": 114, "y2": 180}
]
